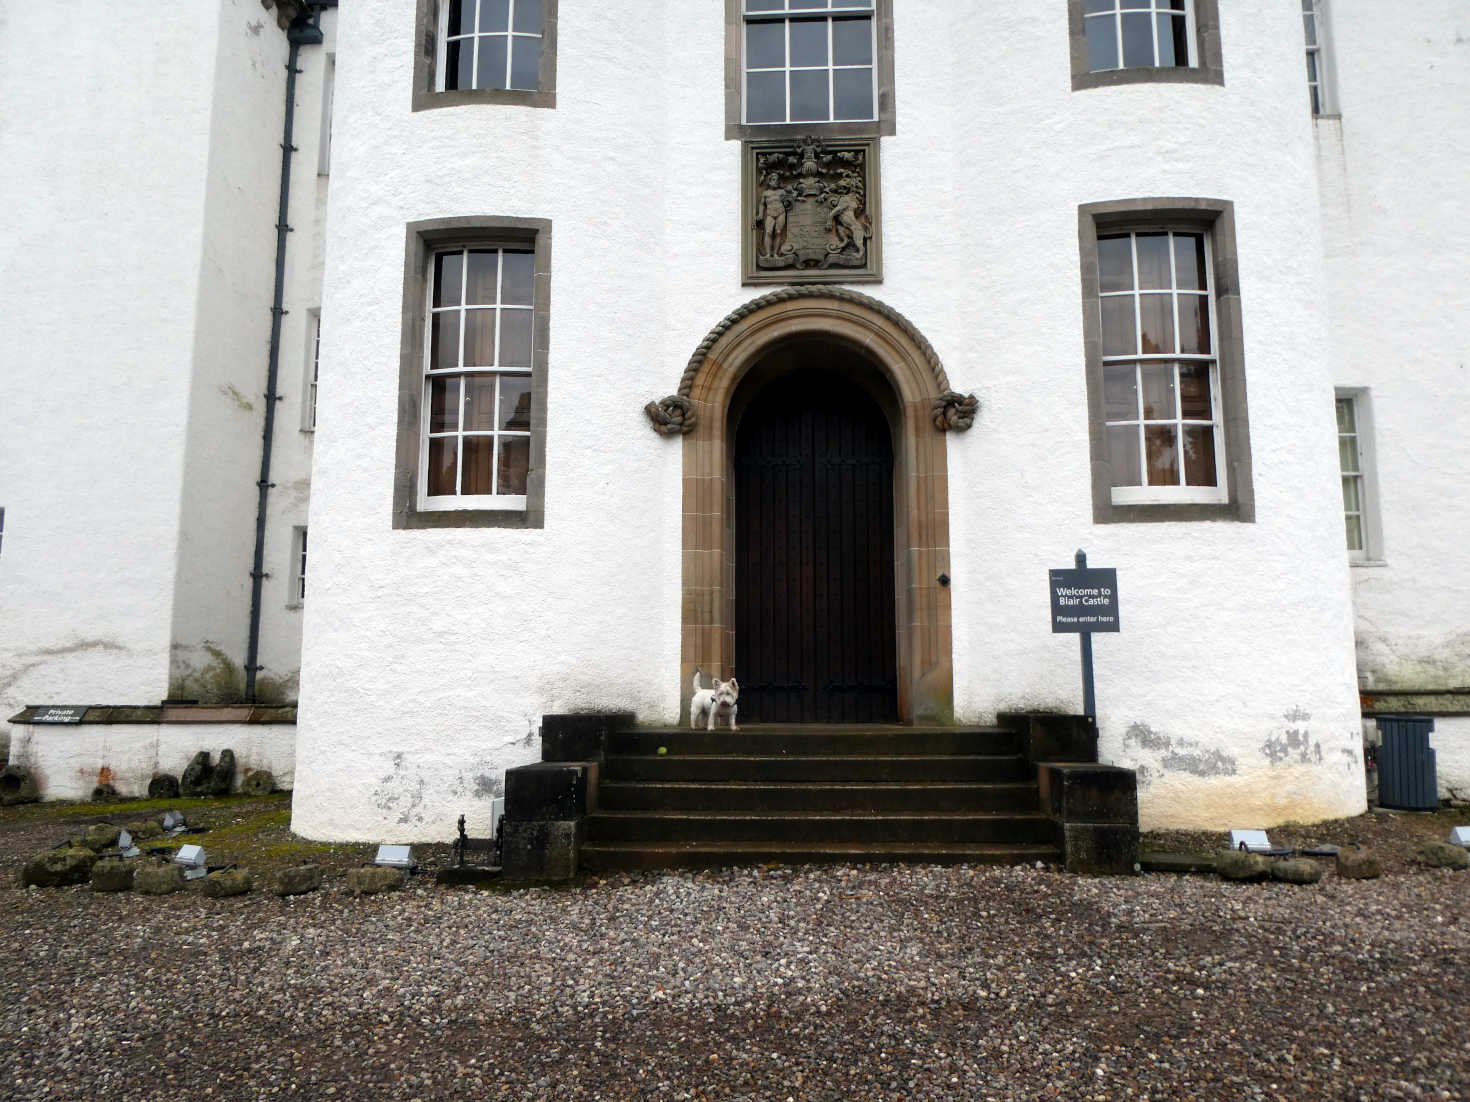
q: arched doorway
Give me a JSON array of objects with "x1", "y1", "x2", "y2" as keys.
[
  {"x1": 733, "y1": 363, "x2": 897, "y2": 723},
  {"x1": 668, "y1": 290, "x2": 967, "y2": 726}
]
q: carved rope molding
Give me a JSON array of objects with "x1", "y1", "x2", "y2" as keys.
[{"x1": 644, "y1": 286, "x2": 979, "y2": 435}]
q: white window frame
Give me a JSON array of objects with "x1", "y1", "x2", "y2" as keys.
[
  {"x1": 437, "y1": 0, "x2": 544, "y2": 93},
  {"x1": 742, "y1": 0, "x2": 878, "y2": 126},
  {"x1": 1099, "y1": 230, "x2": 1227, "y2": 507},
  {"x1": 0, "y1": 506, "x2": 5, "y2": 558},
  {"x1": 318, "y1": 53, "x2": 334, "y2": 176},
  {"x1": 303, "y1": 309, "x2": 320, "y2": 432},
  {"x1": 1301, "y1": 0, "x2": 1335, "y2": 116},
  {"x1": 288, "y1": 526, "x2": 308, "y2": 607},
  {"x1": 1335, "y1": 389, "x2": 1382, "y2": 564},
  {"x1": 418, "y1": 247, "x2": 534, "y2": 512},
  {"x1": 1082, "y1": 0, "x2": 1198, "y2": 73}
]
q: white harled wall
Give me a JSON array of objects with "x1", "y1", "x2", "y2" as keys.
[{"x1": 294, "y1": 1, "x2": 1369, "y2": 839}]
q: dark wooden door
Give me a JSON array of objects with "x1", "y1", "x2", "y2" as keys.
[{"x1": 734, "y1": 370, "x2": 897, "y2": 723}]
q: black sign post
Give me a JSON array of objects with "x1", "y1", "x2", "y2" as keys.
[{"x1": 1048, "y1": 550, "x2": 1120, "y2": 720}]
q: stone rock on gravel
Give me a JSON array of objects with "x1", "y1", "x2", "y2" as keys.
[
  {"x1": 125, "y1": 819, "x2": 165, "y2": 841},
  {"x1": 134, "y1": 861, "x2": 186, "y2": 895},
  {"x1": 148, "y1": 774, "x2": 180, "y2": 799},
  {"x1": 0, "y1": 766, "x2": 39, "y2": 806},
  {"x1": 240, "y1": 769, "x2": 275, "y2": 797},
  {"x1": 1417, "y1": 841, "x2": 1470, "y2": 870},
  {"x1": 273, "y1": 864, "x2": 323, "y2": 896},
  {"x1": 1271, "y1": 858, "x2": 1323, "y2": 884},
  {"x1": 209, "y1": 750, "x2": 236, "y2": 796},
  {"x1": 180, "y1": 753, "x2": 213, "y2": 798},
  {"x1": 22, "y1": 846, "x2": 98, "y2": 887},
  {"x1": 90, "y1": 859, "x2": 134, "y2": 893},
  {"x1": 1336, "y1": 848, "x2": 1382, "y2": 879},
  {"x1": 347, "y1": 866, "x2": 406, "y2": 895},
  {"x1": 90, "y1": 783, "x2": 120, "y2": 803},
  {"x1": 82, "y1": 824, "x2": 122, "y2": 852},
  {"x1": 1216, "y1": 850, "x2": 1272, "y2": 881},
  {"x1": 201, "y1": 869, "x2": 252, "y2": 898}
]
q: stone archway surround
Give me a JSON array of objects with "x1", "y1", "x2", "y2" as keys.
[{"x1": 667, "y1": 291, "x2": 969, "y2": 725}]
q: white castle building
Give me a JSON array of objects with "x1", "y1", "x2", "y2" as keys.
[{"x1": 2, "y1": 2, "x2": 1466, "y2": 843}]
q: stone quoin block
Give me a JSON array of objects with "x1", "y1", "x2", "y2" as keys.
[
  {"x1": 1038, "y1": 764, "x2": 1139, "y2": 825},
  {"x1": 500, "y1": 820, "x2": 582, "y2": 881},
  {"x1": 1058, "y1": 822, "x2": 1139, "y2": 876}
]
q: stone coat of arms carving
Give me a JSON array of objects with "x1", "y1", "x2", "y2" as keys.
[{"x1": 742, "y1": 136, "x2": 881, "y2": 285}]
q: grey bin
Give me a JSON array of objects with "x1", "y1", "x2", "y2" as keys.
[{"x1": 1376, "y1": 715, "x2": 1437, "y2": 810}]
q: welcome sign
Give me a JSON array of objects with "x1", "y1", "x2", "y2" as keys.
[{"x1": 1048, "y1": 568, "x2": 1120, "y2": 633}]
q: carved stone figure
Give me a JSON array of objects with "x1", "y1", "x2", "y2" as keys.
[
  {"x1": 754, "y1": 172, "x2": 792, "y2": 260},
  {"x1": 746, "y1": 136, "x2": 880, "y2": 281}
]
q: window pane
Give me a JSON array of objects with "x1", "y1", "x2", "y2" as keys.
[
  {"x1": 1303, "y1": 9, "x2": 1318, "y2": 47},
  {"x1": 498, "y1": 437, "x2": 531, "y2": 495},
  {"x1": 747, "y1": 70, "x2": 786, "y2": 122},
  {"x1": 1182, "y1": 425, "x2": 1218, "y2": 486},
  {"x1": 1335, "y1": 398, "x2": 1357, "y2": 433},
  {"x1": 1140, "y1": 363, "x2": 1176, "y2": 420},
  {"x1": 481, "y1": 0, "x2": 510, "y2": 33},
  {"x1": 1138, "y1": 293, "x2": 1174, "y2": 355},
  {"x1": 1134, "y1": 234, "x2": 1171, "y2": 289},
  {"x1": 498, "y1": 307, "x2": 533, "y2": 366},
  {"x1": 832, "y1": 68, "x2": 873, "y2": 120},
  {"x1": 1157, "y1": 13, "x2": 1188, "y2": 67},
  {"x1": 1177, "y1": 294, "x2": 1210, "y2": 355},
  {"x1": 1341, "y1": 475, "x2": 1361, "y2": 513},
  {"x1": 789, "y1": 20, "x2": 828, "y2": 66},
  {"x1": 1344, "y1": 513, "x2": 1364, "y2": 552},
  {"x1": 1338, "y1": 435, "x2": 1360, "y2": 474},
  {"x1": 462, "y1": 436, "x2": 495, "y2": 495},
  {"x1": 1101, "y1": 297, "x2": 1136, "y2": 357},
  {"x1": 464, "y1": 374, "x2": 498, "y2": 431},
  {"x1": 1085, "y1": 16, "x2": 1119, "y2": 71},
  {"x1": 431, "y1": 312, "x2": 461, "y2": 370},
  {"x1": 832, "y1": 17, "x2": 872, "y2": 65},
  {"x1": 1103, "y1": 364, "x2": 1138, "y2": 422},
  {"x1": 1121, "y1": 12, "x2": 1154, "y2": 68},
  {"x1": 427, "y1": 437, "x2": 458, "y2": 496},
  {"x1": 1145, "y1": 425, "x2": 1180, "y2": 485},
  {"x1": 1085, "y1": 0, "x2": 1115, "y2": 13},
  {"x1": 429, "y1": 376, "x2": 460, "y2": 433},
  {"x1": 447, "y1": 40, "x2": 474, "y2": 91},
  {"x1": 1098, "y1": 236, "x2": 1133, "y2": 293},
  {"x1": 463, "y1": 308, "x2": 496, "y2": 366},
  {"x1": 511, "y1": 0, "x2": 541, "y2": 34},
  {"x1": 747, "y1": 21, "x2": 786, "y2": 68},
  {"x1": 1120, "y1": 0, "x2": 1150, "y2": 9},
  {"x1": 465, "y1": 251, "x2": 499, "y2": 305},
  {"x1": 1173, "y1": 234, "x2": 1206, "y2": 290},
  {"x1": 789, "y1": 70, "x2": 830, "y2": 121},
  {"x1": 790, "y1": 0, "x2": 828, "y2": 9},
  {"x1": 500, "y1": 375, "x2": 533, "y2": 431},
  {"x1": 1179, "y1": 363, "x2": 1213, "y2": 420},
  {"x1": 509, "y1": 36, "x2": 540, "y2": 90},
  {"x1": 433, "y1": 252, "x2": 463, "y2": 307},
  {"x1": 746, "y1": 0, "x2": 785, "y2": 11},
  {"x1": 448, "y1": 0, "x2": 473, "y2": 38},
  {"x1": 500, "y1": 250, "x2": 534, "y2": 306},
  {"x1": 476, "y1": 35, "x2": 508, "y2": 90},
  {"x1": 1107, "y1": 426, "x2": 1142, "y2": 487}
]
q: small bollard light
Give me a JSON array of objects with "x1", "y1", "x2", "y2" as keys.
[
  {"x1": 117, "y1": 830, "x2": 140, "y2": 859},
  {"x1": 1450, "y1": 826, "x2": 1470, "y2": 849},
  {"x1": 173, "y1": 844, "x2": 207, "y2": 880},
  {"x1": 375, "y1": 844, "x2": 413, "y2": 869}
]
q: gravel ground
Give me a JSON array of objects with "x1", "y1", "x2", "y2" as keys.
[{"x1": 1, "y1": 802, "x2": 1468, "y2": 1099}]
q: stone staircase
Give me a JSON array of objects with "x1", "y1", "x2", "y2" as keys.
[{"x1": 500, "y1": 712, "x2": 1139, "y2": 878}]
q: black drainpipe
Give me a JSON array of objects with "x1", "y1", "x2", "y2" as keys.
[{"x1": 246, "y1": 8, "x2": 326, "y2": 702}]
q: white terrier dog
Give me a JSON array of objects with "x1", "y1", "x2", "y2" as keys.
[{"x1": 689, "y1": 668, "x2": 739, "y2": 731}]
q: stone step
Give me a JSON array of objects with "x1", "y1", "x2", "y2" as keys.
[
  {"x1": 611, "y1": 726, "x2": 1021, "y2": 758},
  {"x1": 585, "y1": 811, "x2": 1057, "y2": 846},
  {"x1": 598, "y1": 781, "x2": 1040, "y2": 813},
  {"x1": 580, "y1": 840, "x2": 1062, "y2": 871},
  {"x1": 601, "y1": 753, "x2": 1032, "y2": 783}
]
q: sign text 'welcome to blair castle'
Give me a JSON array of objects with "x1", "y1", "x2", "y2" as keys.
[{"x1": 1048, "y1": 568, "x2": 1120, "y2": 634}]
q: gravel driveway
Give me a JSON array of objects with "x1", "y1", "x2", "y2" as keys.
[{"x1": 2, "y1": 857, "x2": 1467, "y2": 1100}]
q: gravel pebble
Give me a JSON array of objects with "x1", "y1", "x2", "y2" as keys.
[{"x1": 2, "y1": 858, "x2": 1467, "y2": 1099}]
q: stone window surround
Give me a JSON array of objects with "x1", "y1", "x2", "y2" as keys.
[
  {"x1": 724, "y1": 0, "x2": 896, "y2": 141},
  {"x1": 1077, "y1": 197, "x2": 1254, "y2": 524},
  {"x1": 680, "y1": 293, "x2": 955, "y2": 725},
  {"x1": 1067, "y1": 0, "x2": 1224, "y2": 92},
  {"x1": 393, "y1": 216, "x2": 552, "y2": 530},
  {"x1": 412, "y1": 0, "x2": 558, "y2": 112}
]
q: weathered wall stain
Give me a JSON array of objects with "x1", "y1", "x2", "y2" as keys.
[
  {"x1": 1261, "y1": 705, "x2": 1322, "y2": 766},
  {"x1": 473, "y1": 773, "x2": 502, "y2": 799},
  {"x1": 0, "y1": 639, "x2": 128, "y2": 696},
  {"x1": 1122, "y1": 723, "x2": 1238, "y2": 789},
  {"x1": 372, "y1": 752, "x2": 426, "y2": 827}
]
